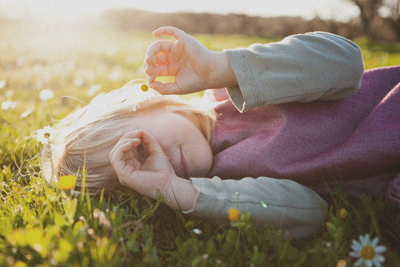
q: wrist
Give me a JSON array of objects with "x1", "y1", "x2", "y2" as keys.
[
  {"x1": 162, "y1": 175, "x2": 198, "y2": 211},
  {"x1": 208, "y1": 51, "x2": 238, "y2": 89}
]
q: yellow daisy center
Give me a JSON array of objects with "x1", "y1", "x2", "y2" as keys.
[
  {"x1": 141, "y1": 84, "x2": 149, "y2": 92},
  {"x1": 361, "y1": 245, "x2": 376, "y2": 260},
  {"x1": 44, "y1": 132, "x2": 51, "y2": 138}
]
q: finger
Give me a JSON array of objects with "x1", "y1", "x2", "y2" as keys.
[
  {"x1": 139, "y1": 131, "x2": 165, "y2": 156},
  {"x1": 113, "y1": 136, "x2": 141, "y2": 152},
  {"x1": 110, "y1": 133, "x2": 142, "y2": 156},
  {"x1": 145, "y1": 40, "x2": 175, "y2": 65},
  {"x1": 149, "y1": 81, "x2": 183, "y2": 95},
  {"x1": 153, "y1": 26, "x2": 186, "y2": 40},
  {"x1": 155, "y1": 53, "x2": 168, "y2": 65},
  {"x1": 152, "y1": 62, "x2": 180, "y2": 78},
  {"x1": 124, "y1": 152, "x2": 142, "y2": 171},
  {"x1": 143, "y1": 63, "x2": 154, "y2": 76},
  {"x1": 110, "y1": 141, "x2": 134, "y2": 171}
]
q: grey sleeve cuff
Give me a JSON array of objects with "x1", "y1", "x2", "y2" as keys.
[{"x1": 184, "y1": 176, "x2": 328, "y2": 239}]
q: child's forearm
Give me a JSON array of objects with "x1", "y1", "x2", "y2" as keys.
[
  {"x1": 185, "y1": 176, "x2": 328, "y2": 239},
  {"x1": 163, "y1": 175, "x2": 198, "y2": 211}
]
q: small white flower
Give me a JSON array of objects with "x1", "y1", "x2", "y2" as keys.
[
  {"x1": 1, "y1": 100, "x2": 17, "y2": 110},
  {"x1": 73, "y1": 78, "x2": 84, "y2": 87},
  {"x1": 40, "y1": 89, "x2": 54, "y2": 101},
  {"x1": 36, "y1": 126, "x2": 55, "y2": 144},
  {"x1": 20, "y1": 108, "x2": 34, "y2": 118},
  {"x1": 87, "y1": 84, "x2": 102, "y2": 97},
  {"x1": 193, "y1": 229, "x2": 202, "y2": 235},
  {"x1": 0, "y1": 79, "x2": 6, "y2": 89},
  {"x1": 349, "y1": 234, "x2": 386, "y2": 267},
  {"x1": 5, "y1": 89, "x2": 14, "y2": 99}
]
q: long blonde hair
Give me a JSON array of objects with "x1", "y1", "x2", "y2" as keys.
[{"x1": 41, "y1": 84, "x2": 216, "y2": 195}]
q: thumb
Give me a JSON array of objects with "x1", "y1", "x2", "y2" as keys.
[{"x1": 149, "y1": 81, "x2": 184, "y2": 95}]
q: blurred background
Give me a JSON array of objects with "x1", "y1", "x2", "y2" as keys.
[
  {"x1": 1, "y1": 0, "x2": 399, "y2": 40},
  {"x1": 0, "y1": 0, "x2": 399, "y2": 115}
]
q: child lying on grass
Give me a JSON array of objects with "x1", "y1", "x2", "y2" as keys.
[{"x1": 41, "y1": 26, "x2": 400, "y2": 239}]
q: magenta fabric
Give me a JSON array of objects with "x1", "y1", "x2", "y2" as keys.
[{"x1": 206, "y1": 66, "x2": 400, "y2": 204}]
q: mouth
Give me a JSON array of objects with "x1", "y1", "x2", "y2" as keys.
[{"x1": 180, "y1": 148, "x2": 189, "y2": 179}]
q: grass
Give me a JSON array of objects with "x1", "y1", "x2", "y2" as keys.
[{"x1": 1, "y1": 19, "x2": 400, "y2": 266}]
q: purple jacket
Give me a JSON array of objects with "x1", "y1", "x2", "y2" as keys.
[{"x1": 206, "y1": 66, "x2": 400, "y2": 204}]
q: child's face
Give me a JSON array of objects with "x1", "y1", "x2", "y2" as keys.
[{"x1": 123, "y1": 110, "x2": 213, "y2": 179}]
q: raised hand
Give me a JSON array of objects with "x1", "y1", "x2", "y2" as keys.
[
  {"x1": 143, "y1": 26, "x2": 237, "y2": 95},
  {"x1": 109, "y1": 130, "x2": 197, "y2": 210}
]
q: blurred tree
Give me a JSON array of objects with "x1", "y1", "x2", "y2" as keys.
[
  {"x1": 381, "y1": 0, "x2": 400, "y2": 39},
  {"x1": 347, "y1": 0, "x2": 384, "y2": 36}
]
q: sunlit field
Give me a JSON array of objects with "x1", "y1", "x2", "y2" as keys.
[{"x1": 1, "y1": 19, "x2": 400, "y2": 266}]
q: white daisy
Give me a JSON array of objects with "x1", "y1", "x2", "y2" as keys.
[
  {"x1": 73, "y1": 78, "x2": 84, "y2": 87},
  {"x1": 36, "y1": 126, "x2": 55, "y2": 144},
  {"x1": 0, "y1": 79, "x2": 6, "y2": 89},
  {"x1": 349, "y1": 234, "x2": 386, "y2": 267},
  {"x1": 1, "y1": 100, "x2": 17, "y2": 110},
  {"x1": 193, "y1": 229, "x2": 202, "y2": 235},
  {"x1": 20, "y1": 108, "x2": 34, "y2": 118},
  {"x1": 40, "y1": 89, "x2": 54, "y2": 101},
  {"x1": 5, "y1": 89, "x2": 14, "y2": 99}
]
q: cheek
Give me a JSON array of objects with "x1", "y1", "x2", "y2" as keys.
[{"x1": 189, "y1": 138, "x2": 213, "y2": 177}]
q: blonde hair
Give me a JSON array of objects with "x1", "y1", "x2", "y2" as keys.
[{"x1": 41, "y1": 84, "x2": 216, "y2": 195}]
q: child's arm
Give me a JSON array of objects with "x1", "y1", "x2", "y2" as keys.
[
  {"x1": 224, "y1": 31, "x2": 364, "y2": 112},
  {"x1": 186, "y1": 176, "x2": 328, "y2": 239},
  {"x1": 144, "y1": 27, "x2": 364, "y2": 112},
  {"x1": 110, "y1": 131, "x2": 327, "y2": 239}
]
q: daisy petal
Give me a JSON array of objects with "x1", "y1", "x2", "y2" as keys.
[
  {"x1": 371, "y1": 237, "x2": 379, "y2": 247},
  {"x1": 360, "y1": 235, "x2": 366, "y2": 245},
  {"x1": 351, "y1": 240, "x2": 362, "y2": 251},
  {"x1": 363, "y1": 234, "x2": 371, "y2": 245},
  {"x1": 354, "y1": 257, "x2": 364, "y2": 266},
  {"x1": 364, "y1": 259, "x2": 373, "y2": 267},
  {"x1": 349, "y1": 251, "x2": 361, "y2": 257},
  {"x1": 375, "y1": 245, "x2": 387, "y2": 254},
  {"x1": 374, "y1": 255, "x2": 385, "y2": 264},
  {"x1": 373, "y1": 259, "x2": 383, "y2": 267}
]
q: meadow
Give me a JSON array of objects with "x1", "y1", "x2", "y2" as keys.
[{"x1": 0, "y1": 20, "x2": 400, "y2": 266}]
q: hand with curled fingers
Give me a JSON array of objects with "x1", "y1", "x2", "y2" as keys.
[
  {"x1": 143, "y1": 26, "x2": 238, "y2": 95},
  {"x1": 109, "y1": 131, "x2": 174, "y2": 199},
  {"x1": 109, "y1": 130, "x2": 198, "y2": 211}
]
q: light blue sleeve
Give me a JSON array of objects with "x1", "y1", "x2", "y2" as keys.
[
  {"x1": 224, "y1": 32, "x2": 364, "y2": 112},
  {"x1": 184, "y1": 176, "x2": 328, "y2": 239}
]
